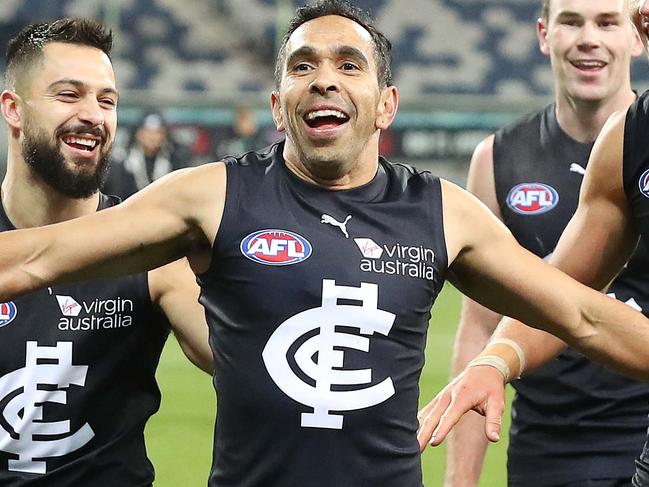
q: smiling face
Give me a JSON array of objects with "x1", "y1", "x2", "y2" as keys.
[
  {"x1": 271, "y1": 15, "x2": 397, "y2": 187},
  {"x1": 16, "y1": 42, "x2": 118, "y2": 198},
  {"x1": 538, "y1": 0, "x2": 641, "y2": 104}
]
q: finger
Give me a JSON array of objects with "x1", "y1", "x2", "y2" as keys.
[
  {"x1": 428, "y1": 394, "x2": 468, "y2": 447},
  {"x1": 484, "y1": 395, "x2": 505, "y2": 443},
  {"x1": 416, "y1": 392, "x2": 448, "y2": 452},
  {"x1": 417, "y1": 398, "x2": 436, "y2": 429}
]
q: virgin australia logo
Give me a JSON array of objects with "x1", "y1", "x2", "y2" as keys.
[{"x1": 354, "y1": 238, "x2": 435, "y2": 280}]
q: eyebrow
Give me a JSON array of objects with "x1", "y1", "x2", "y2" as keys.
[
  {"x1": 47, "y1": 78, "x2": 119, "y2": 97},
  {"x1": 556, "y1": 10, "x2": 623, "y2": 18},
  {"x1": 285, "y1": 44, "x2": 370, "y2": 68}
]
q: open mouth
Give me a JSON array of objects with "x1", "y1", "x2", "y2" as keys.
[
  {"x1": 570, "y1": 60, "x2": 607, "y2": 71},
  {"x1": 303, "y1": 109, "x2": 350, "y2": 130},
  {"x1": 61, "y1": 135, "x2": 100, "y2": 153}
]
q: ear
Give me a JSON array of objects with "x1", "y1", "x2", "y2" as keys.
[
  {"x1": 537, "y1": 17, "x2": 550, "y2": 56},
  {"x1": 376, "y1": 85, "x2": 398, "y2": 130},
  {"x1": 270, "y1": 91, "x2": 285, "y2": 132},
  {"x1": 631, "y1": 20, "x2": 645, "y2": 58},
  {"x1": 1, "y1": 90, "x2": 23, "y2": 132}
]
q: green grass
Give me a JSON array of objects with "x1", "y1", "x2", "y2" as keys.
[{"x1": 146, "y1": 284, "x2": 511, "y2": 486}]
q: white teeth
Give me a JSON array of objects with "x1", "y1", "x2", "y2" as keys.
[
  {"x1": 62, "y1": 136, "x2": 97, "y2": 148},
  {"x1": 572, "y1": 60, "x2": 605, "y2": 68},
  {"x1": 306, "y1": 109, "x2": 347, "y2": 120}
]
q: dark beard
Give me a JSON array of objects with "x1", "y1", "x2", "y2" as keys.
[{"x1": 22, "y1": 121, "x2": 111, "y2": 199}]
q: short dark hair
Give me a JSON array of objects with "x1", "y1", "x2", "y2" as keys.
[
  {"x1": 274, "y1": 0, "x2": 392, "y2": 89},
  {"x1": 5, "y1": 17, "x2": 113, "y2": 92}
]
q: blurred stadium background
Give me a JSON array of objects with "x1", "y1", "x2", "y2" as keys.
[{"x1": 1, "y1": 0, "x2": 647, "y2": 485}]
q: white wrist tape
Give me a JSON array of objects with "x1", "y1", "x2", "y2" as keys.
[
  {"x1": 466, "y1": 355, "x2": 510, "y2": 381},
  {"x1": 489, "y1": 338, "x2": 526, "y2": 378}
]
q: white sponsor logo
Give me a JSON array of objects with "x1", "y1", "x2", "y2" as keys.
[
  {"x1": 263, "y1": 280, "x2": 395, "y2": 429},
  {"x1": 56, "y1": 295, "x2": 82, "y2": 317},
  {"x1": 0, "y1": 342, "x2": 94, "y2": 474},
  {"x1": 321, "y1": 214, "x2": 352, "y2": 238},
  {"x1": 354, "y1": 238, "x2": 384, "y2": 259},
  {"x1": 569, "y1": 163, "x2": 586, "y2": 176},
  {"x1": 56, "y1": 294, "x2": 133, "y2": 331},
  {"x1": 355, "y1": 239, "x2": 435, "y2": 280}
]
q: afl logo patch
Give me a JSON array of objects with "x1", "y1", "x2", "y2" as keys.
[
  {"x1": 639, "y1": 168, "x2": 649, "y2": 198},
  {"x1": 241, "y1": 229, "x2": 312, "y2": 266},
  {"x1": 507, "y1": 183, "x2": 559, "y2": 215},
  {"x1": 0, "y1": 301, "x2": 17, "y2": 328}
]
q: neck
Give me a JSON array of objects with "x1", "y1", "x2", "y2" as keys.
[
  {"x1": 1, "y1": 142, "x2": 100, "y2": 229},
  {"x1": 282, "y1": 133, "x2": 381, "y2": 190},
  {"x1": 555, "y1": 87, "x2": 636, "y2": 143}
]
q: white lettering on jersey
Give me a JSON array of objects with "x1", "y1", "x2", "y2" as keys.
[
  {"x1": 0, "y1": 342, "x2": 94, "y2": 474},
  {"x1": 510, "y1": 190, "x2": 553, "y2": 208},
  {"x1": 262, "y1": 280, "x2": 396, "y2": 429}
]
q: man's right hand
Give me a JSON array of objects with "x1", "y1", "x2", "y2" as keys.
[{"x1": 417, "y1": 365, "x2": 506, "y2": 450}]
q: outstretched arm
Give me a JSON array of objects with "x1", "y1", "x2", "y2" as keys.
[
  {"x1": 0, "y1": 162, "x2": 226, "y2": 301},
  {"x1": 419, "y1": 109, "x2": 642, "y2": 447}
]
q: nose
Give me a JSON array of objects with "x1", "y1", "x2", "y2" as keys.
[
  {"x1": 77, "y1": 96, "x2": 105, "y2": 127},
  {"x1": 308, "y1": 63, "x2": 340, "y2": 95},
  {"x1": 576, "y1": 21, "x2": 600, "y2": 50}
]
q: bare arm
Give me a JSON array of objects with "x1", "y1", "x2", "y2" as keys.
[
  {"x1": 419, "y1": 109, "x2": 644, "y2": 447},
  {"x1": 492, "y1": 109, "x2": 638, "y2": 371},
  {"x1": 0, "y1": 162, "x2": 226, "y2": 301},
  {"x1": 149, "y1": 258, "x2": 213, "y2": 374}
]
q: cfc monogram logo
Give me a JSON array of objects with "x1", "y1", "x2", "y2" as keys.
[
  {"x1": 0, "y1": 342, "x2": 95, "y2": 474},
  {"x1": 262, "y1": 280, "x2": 396, "y2": 429}
]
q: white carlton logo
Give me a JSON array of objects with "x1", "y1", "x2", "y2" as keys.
[
  {"x1": 262, "y1": 280, "x2": 396, "y2": 429},
  {"x1": 0, "y1": 342, "x2": 94, "y2": 473}
]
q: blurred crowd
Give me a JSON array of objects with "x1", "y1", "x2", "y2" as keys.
[{"x1": 105, "y1": 106, "x2": 280, "y2": 199}]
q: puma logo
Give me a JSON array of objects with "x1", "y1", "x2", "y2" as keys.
[
  {"x1": 569, "y1": 163, "x2": 586, "y2": 176},
  {"x1": 321, "y1": 214, "x2": 352, "y2": 238}
]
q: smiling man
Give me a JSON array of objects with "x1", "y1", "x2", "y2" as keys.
[
  {"x1": 0, "y1": 18, "x2": 211, "y2": 486},
  {"x1": 418, "y1": 2, "x2": 649, "y2": 486},
  {"x1": 444, "y1": 1, "x2": 649, "y2": 486},
  {"x1": 3, "y1": 3, "x2": 649, "y2": 487}
]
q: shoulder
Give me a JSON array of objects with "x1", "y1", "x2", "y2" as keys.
[
  {"x1": 221, "y1": 143, "x2": 281, "y2": 168},
  {"x1": 380, "y1": 157, "x2": 437, "y2": 186},
  {"x1": 439, "y1": 179, "x2": 512, "y2": 265}
]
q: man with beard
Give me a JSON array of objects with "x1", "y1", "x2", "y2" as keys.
[
  {"x1": 417, "y1": 2, "x2": 649, "y2": 486},
  {"x1": 2, "y1": 2, "x2": 649, "y2": 486},
  {"x1": 0, "y1": 18, "x2": 212, "y2": 486}
]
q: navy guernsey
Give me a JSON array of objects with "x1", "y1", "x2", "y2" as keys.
[
  {"x1": 0, "y1": 194, "x2": 169, "y2": 487},
  {"x1": 197, "y1": 142, "x2": 448, "y2": 487}
]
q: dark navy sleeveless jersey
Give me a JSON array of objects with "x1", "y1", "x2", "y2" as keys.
[
  {"x1": 197, "y1": 143, "x2": 448, "y2": 487},
  {"x1": 494, "y1": 104, "x2": 649, "y2": 485},
  {"x1": 0, "y1": 194, "x2": 169, "y2": 487}
]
